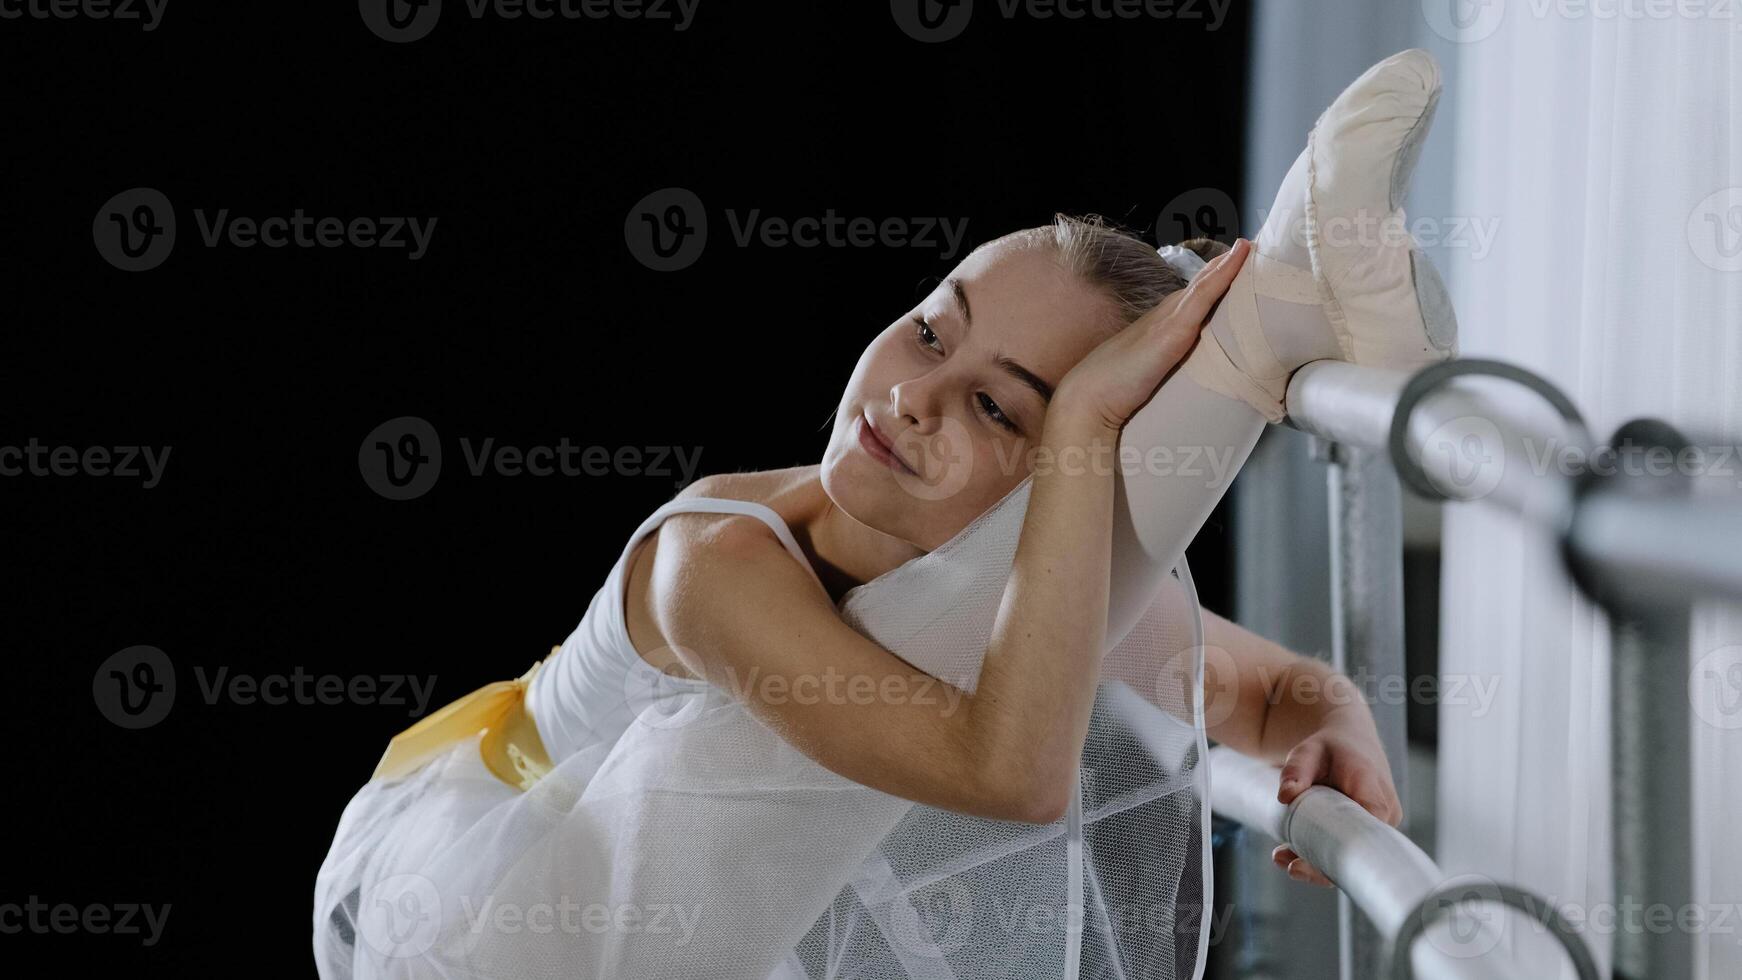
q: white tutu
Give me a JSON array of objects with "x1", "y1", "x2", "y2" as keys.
[{"x1": 314, "y1": 477, "x2": 1210, "y2": 980}]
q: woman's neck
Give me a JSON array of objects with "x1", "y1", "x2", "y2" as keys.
[{"x1": 788, "y1": 472, "x2": 926, "y2": 605}]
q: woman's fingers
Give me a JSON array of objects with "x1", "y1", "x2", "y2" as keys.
[
  {"x1": 1169, "y1": 238, "x2": 1251, "y2": 328},
  {"x1": 1329, "y1": 749, "x2": 1405, "y2": 826},
  {"x1": 1271, "y1": 845, "x2": 1334, "y2": 888},
  {"x1": 1278, "y1": 737, "x2": 1330, "y2": 804}
]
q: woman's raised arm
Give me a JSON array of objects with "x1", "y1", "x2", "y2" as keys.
[{"x1": 649, "y1": 241, "x2": 1253, "y2": 825}]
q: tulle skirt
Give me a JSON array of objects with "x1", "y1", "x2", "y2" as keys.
[
  {"x1": 314, "y1": 686, "x2": 918, "y2": 980},
  {"x1": 313, "y1": 678, "x2": 1207, "y2": 980}
]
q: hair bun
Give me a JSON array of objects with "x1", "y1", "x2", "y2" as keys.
[{"x1": 1178, "y1": 237, "x2": 1233, "y2": 262}]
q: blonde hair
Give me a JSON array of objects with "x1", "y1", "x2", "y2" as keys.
[{"x1": 982, "y1": 213, "x2": 1229, "y2": 333}]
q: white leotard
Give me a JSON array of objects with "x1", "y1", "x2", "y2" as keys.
[{"x1": 526, "y1": 495, "x2": 826, "y2": 765}]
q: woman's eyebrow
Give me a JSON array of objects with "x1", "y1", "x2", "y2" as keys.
[
  {"x1": 993, "y1": 355, "x2": 1054, "y2": 404},
  {"x1": 944, "y1": 277, "x2": 971, "y2": 324},
  {"x1": 941, "y1": 275, "x2": 1050, "y2": 403}
]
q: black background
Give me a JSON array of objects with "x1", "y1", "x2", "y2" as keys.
[{"x1": 3, "y1": 1, "x2": 1251, "y2": 973}]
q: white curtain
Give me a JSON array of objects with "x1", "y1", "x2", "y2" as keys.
[{"x1": 1436, "y1": 9, "x2": 1742, "y2": 980}]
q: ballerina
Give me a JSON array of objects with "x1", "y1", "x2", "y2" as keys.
[{"x1": 316, "y1": 48, "x2": 1455, "y2": 980}]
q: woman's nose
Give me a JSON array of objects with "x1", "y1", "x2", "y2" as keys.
[{"x1": 889, "y1": 376, "x2": 943, "y2": 434}]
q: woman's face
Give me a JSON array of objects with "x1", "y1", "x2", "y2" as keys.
[{"x1": 822, "y1": 242, "x2": 1120, "y2": 551}]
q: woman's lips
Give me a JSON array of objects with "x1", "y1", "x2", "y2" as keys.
[{"x1": 857, "y1": 412, "x2": 916, "y2": 475}]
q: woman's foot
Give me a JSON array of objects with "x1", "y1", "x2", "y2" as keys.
[{"x1": 1181, "y1": 48, "x2": 1458, "y2": 422}]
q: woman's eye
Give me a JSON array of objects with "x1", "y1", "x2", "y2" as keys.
[
  {"x1": 913, "y1": 316, "x2": 941, "y2": 350},
  {"x1": 977, "y1": 393, "x2": 1018, "y2": 433}
]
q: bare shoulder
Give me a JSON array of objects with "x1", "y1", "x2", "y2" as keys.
[
  {"x1": 625, "y1": 466, "x2": 824, "y2": 676},
  {"x1": 664, "y1": 465, "x2": 819, "y2": 559},
  {"x1": 675, "y1": 464, "x2": 819, "y2": 511}
]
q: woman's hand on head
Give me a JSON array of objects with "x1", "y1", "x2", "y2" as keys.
[
  {"x1": 1054, "y1": 238, "x2": 1250, "y2": 432},
  {"x1": 1270, "y1": 714, "x2": 1404, "y2": 888}
]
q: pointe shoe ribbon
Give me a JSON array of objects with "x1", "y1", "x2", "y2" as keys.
[{"x1": 1182, "y1": 250, "x2": 1323, "y2": 423}]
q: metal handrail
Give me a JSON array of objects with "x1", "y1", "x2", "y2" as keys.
[
  {"x1": 1208, "y1": 747, "x2": 1598, "y2": 980},
  {"x1": 1247, "y1": 356, "x2": 1740, "y2": 979},
  {"x1": 1282, "y1": 359, "x2": 1742, "y2": 604}
]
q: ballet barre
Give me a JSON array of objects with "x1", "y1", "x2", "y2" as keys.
[
  {"x1": 1209, "y1": 746, "x2": 1597, "y2": 980},
  {"x1": 1223, "y1": 356, "x2": 1740, "y2": 979}
]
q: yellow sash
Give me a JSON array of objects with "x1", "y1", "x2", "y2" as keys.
[{"x1": 371, "y1": 656, "x2": 556, "y2": 792}]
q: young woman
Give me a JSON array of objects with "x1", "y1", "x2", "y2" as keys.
[{"x1": 318, "y1": 48, "x2": 1451, "y2": 980}]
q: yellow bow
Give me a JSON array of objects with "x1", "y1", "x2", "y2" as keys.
[{"x1": 372, "y1": 658, "x2": 555, "y2": 791}]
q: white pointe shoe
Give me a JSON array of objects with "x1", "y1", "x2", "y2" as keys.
[{"x1": 1181, "y1": 48, "x2": 1459, "y2": 422}]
